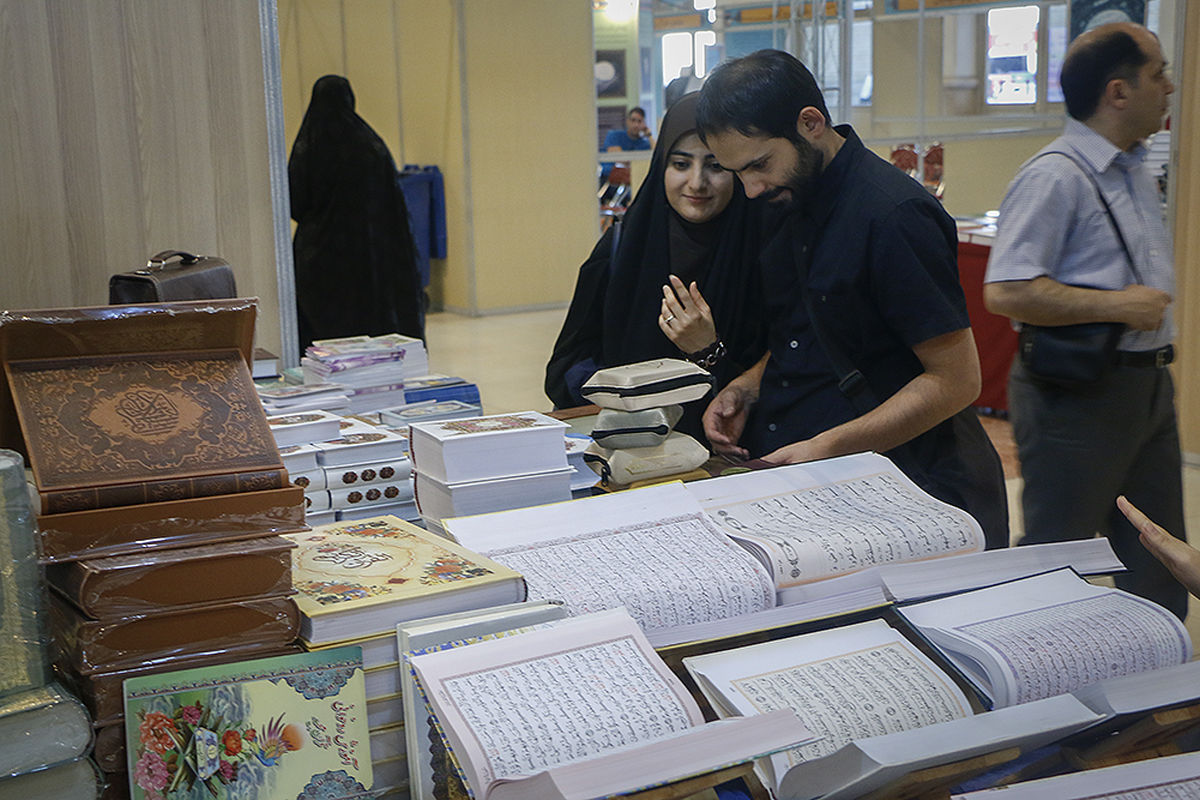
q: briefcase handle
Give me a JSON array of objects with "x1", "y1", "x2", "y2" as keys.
[{"x1": 145, "y1": 250, "x2": 201, "y2": 272}]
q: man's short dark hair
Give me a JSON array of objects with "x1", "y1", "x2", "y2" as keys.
[
  {"x1": 696, "y1": 49, "x2": 831, "y2": 142},
  {"x1": 1060, "y1": 29, "x2": 1149, "y2": 121},
  {"x1": 629, "y1": 106, "x2": 646, "y2": 118}
]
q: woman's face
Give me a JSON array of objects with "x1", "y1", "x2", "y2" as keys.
[{"x1": 663, "y1": 132, "x2": 735, "y2": 225}]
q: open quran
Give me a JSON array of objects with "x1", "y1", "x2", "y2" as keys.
[
  {"x1": 444, "y1": 453, "x2": 1120, "y2": 647},
  {"x1": 683, "y1": 619, "x2": 1105, "y2": 799},
  {"x1": 408, "y1": 608, "x2": 812, "y2": 800},
  {"x1": 896, "y1": 568, "x2": 1192, "y2": 709}
]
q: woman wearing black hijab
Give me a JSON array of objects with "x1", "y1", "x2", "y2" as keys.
[
  {"x1": 545, "y1": 92, "x2": 766, "y2": 442},
  {"x1": 289, "y1": 75, "x2": 424, "y2": 349}
]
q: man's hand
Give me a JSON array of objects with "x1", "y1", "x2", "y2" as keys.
[
  {"x1": 703, "y1": 383, "x2": 753, "y2": 461},
  {"x1": 1118, "y1": 495, "x2": 1200, "y2": 599},
  {"x1": 761, "y1": 439, "x2": 833, "y2": 465},
  {"x1": 1116, "y1": 284, "x2": 1171, "y2": 331}
]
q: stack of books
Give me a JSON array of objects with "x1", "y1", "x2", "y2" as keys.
[
  {"x1": 313, "y1": 418, "x2": 416, "y2": 524},
  {"x1": 565, "y1": 431, "x2": 599, "y2": 497},
  {"x1": 302, "y1": 334, "x2": 429, "y2": 414},
  {"x1": 408, "y1": 410, "x2": 573, "y2": 532},
  {"x1": 286, "y1": 515, "x2": 526, "y2": 788},
  {"x1": 46, "y1": 537, "x2": 304, "y2": 779},
  {"x1": 257, "y1": 381, "x2": 350, "y2": 414},
  {"x1": 401, "y1": 374, "x2": 481, "y2": 406},
  {"x1": 0, "y1": 302, "x2": 309, "y2": 794}
]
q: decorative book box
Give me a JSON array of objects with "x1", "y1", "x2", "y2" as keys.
[{"x1": 0, "y1": 301, "x2": 306, "y2": 561}]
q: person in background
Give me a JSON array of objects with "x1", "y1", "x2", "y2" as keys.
[
  {"x1": 695, "y1": 49, "x2": 1008, "y2": 549},
  {"x1": 547, "y1": 93, "x2": 766, "y2": 444},
  {"x1": 983, "y1": 23, "x2": 1182, "y2": 616},
  {"x1": 604, "y1": 106, "x2": 654, "y2": 153},
  {"x1": 289, "y1": 75, "x2": 424, "y2": 350},
  {"x1": 1118, "y1": 496, "x2": 1200, "y2": 602}
]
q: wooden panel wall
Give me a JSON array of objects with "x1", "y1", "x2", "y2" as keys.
[
  {"x1": 0, "y1": 1, "x2": 282, "y2": 353},
  {"x1": 1172, "y1": 0, "x2": 1200, "y2": 457}
]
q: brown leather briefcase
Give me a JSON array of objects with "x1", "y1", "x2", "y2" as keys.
[{"x1": 108, "y1": 249, "x2": 237, "y2": 303}]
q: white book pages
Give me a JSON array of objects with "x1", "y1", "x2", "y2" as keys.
[
  {"x1": 445, "y1": 482, "x2": 775, "y2": 633},
  {"x1": 490, "y1": 711, "x2": 811, "y2": 800},
  {"x1": 897, "y1": 568, "x2": 1192, "y2": 708},
  {"x1": 684, "y1": 619, "x2": 972, "y2": 789},
  {"x1": 409, "y1": 609, "x2": 705, "y2": 797},
  {"x1": 877, "y1": 538, "x2": 1126, "y2": 602},
  {"x1": 686, "y1": 452, "x2": 984, "y2": 588},
  {"x1": 952, "y1": 751, "x2": 1200, "y2": 799},
  {"x1": 781, "y1": 694, "x2": 1104, "y2": 800},
  {"x1": 398, "y1": 600, "x2": 570, "y2": 800},
  {"x1": 1071, "y1": 659, "x2": 1200, "y2": 717}
]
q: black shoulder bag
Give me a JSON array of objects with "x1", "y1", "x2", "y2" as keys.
[{"x1": 1016, "y1": 151, "x2": 1140, "y2": 387}]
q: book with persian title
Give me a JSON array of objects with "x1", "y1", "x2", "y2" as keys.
[
  {"x1": 122, "y1": 646, "x2": 371, "y2": 799},
  {"x1": 284, "y1": 515, "x2": 525, "y2": 645}
]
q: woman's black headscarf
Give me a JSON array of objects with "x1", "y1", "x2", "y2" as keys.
[
  {"x1": 546, "y1": 92, "x2": 766, "y2": 435},
  {"x1": 289, "y1": 75, "x2": 424, "y2": 349}
]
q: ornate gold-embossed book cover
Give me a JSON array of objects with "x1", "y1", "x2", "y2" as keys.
[{"x1": 7, "y1": 350, "x2": 285, "y2": 514}]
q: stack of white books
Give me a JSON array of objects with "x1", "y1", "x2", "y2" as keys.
[
  {"x1": 266, "y1": 408, "x2": 343, "y2": 448},
  {"x1": 257, "y1": 381, "x2": 350, "y2": 414},
  {"x1": 314, "y1": 419, "x2": 416, "y2": 523},
  {"x1": 302, "y1": 334, "x2": 429, "y2": 413},
  {"x1": 409, "y1": 410, "x2": 573, "y2": 531},
  {"x1": 565, "y1": 432, "x2": 599, "y2": 496}
]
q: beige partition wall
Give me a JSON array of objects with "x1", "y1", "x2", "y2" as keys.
[
  {"x1": 279, "y1": 0, "x2": 597, "y2": 316},
  {"x1": 0, "y1": 1, "x2": 284, "y2": 353}
]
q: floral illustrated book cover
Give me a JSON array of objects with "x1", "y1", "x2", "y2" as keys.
[
  {"x1": 123, "y1": 646, "x2": 372, "y2": 800},
  {"x1": 284, "y1": 516, "x2": 523, "y2": 631}
]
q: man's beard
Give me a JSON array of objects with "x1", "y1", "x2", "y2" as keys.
[{"x1": 763, "y1": 136, "x2": 824, "y2": 205}]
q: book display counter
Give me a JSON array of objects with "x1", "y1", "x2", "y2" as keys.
[{"x1": 3, "y1": 300, "x2": 1200, "y2": 800}]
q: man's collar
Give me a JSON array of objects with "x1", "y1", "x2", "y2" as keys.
[
  {"x1": 798, "y1": 124, "x2": 862, "y2": 225},
  {"x1": 1062, "y1": 117, "x2": 1146, "y2": 172}
]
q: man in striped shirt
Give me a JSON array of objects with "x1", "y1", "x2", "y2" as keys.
[{"x1": 985, "y1": 22, "x2": 1183, "y2": 617}]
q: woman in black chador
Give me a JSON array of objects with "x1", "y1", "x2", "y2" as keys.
[
  {"x1": 545, "y1": 92, "x2": 766, "y2": 443},
  {"x1": 289, "y1": 75, "x2": 424, "y2": 349}
]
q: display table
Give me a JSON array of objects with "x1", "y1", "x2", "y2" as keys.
[{"x1": 956, "y1": 221, "x2": 1018, "y2": 415}]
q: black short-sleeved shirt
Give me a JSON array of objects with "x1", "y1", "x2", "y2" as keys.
[{"x1": 744, "y1": 126, "x2": 970, "y2": 463}]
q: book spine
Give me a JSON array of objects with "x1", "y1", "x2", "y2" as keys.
[{"x1": 40, "y1": 468, "x2": 289, "y2": 515}]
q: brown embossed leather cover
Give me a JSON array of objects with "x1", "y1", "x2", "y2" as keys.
[
  {"x1": 35, "y1": 485, "x2": 307, "y2": 563},
  {"x1": 54, "y1": 642, "x2": 303, "y2": 724},
  {"x1": 8, "y1": 349, "x2": 284, "y2": 512},
  {"x1": 49, "y1": 593, "x2": 300, "y2": 674},
  {"x1": 0, "y1": 300, "x2": 257, "y2": 457},
  {"x1": 46, "y1": 536, "x2": 296, "y2": 618}
]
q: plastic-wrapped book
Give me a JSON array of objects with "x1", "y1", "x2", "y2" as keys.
[{"x1": 0, "y1": 448, "x2": 47, "y2": 698}]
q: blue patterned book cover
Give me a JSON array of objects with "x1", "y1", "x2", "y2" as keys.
[{"x1": 123, "y1": 646, "x2": 373, "y2": 799}]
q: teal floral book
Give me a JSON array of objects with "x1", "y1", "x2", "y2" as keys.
[{"x1": 122, "y1": 646, "x2": 373, "y2": 800}]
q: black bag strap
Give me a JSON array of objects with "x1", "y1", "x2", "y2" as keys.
[
  {"x1": 1028, "y1": 150, "x2": 1142, "y2": 284},
  {"x1": 791, "y1": 228, "x2": 882, "y2": 416}
]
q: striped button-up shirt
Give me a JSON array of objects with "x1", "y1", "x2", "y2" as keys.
[{"x1": 985, "y1": 117, "x2": 1174, "y2": 351}]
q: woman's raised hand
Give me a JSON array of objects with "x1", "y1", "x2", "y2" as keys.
[{"x1": 659, "y1": 274, "x2": 717, "y2": 355}]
